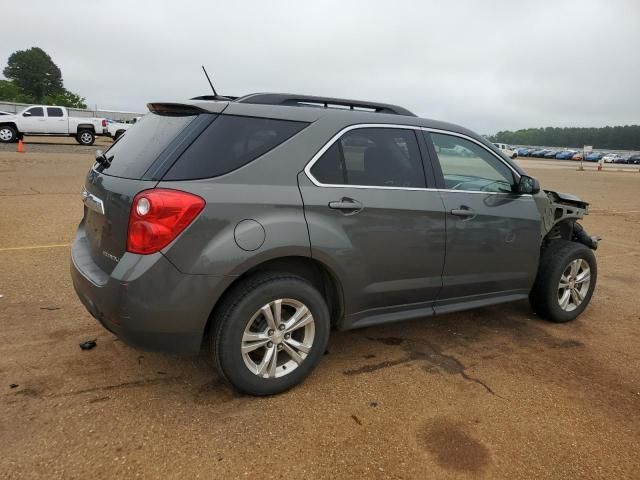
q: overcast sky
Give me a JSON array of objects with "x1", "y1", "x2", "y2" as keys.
[{"x1": 2, "y1": 0, "x2": 638, "y2": 133}]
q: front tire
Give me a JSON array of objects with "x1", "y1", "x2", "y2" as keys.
[
  {"x1": 211, "y1": 273, "x2": 330, "y2": 396},
  {"x1": 0, "y1": 125, "x2": 17, "y2": 143},
  {"x1": 76, "y1": 130, "x2": 95, "y2": 146},
  {"x1": 530, "y1": 240, "x2": 597, "y2": 323}
]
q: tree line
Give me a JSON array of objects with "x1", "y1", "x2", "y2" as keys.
[
  {"x1": 489, "y1": 125, "x2": 640, "y2": 150},
  {"x1": 0, "y1": 47, "x2": 86, "y2": 108}
]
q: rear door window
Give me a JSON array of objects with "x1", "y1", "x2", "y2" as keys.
[
  {"x1": 310, "y1": 127, "x2": 426, "y2": 188},
  {"x1": 47, "y1": 107, "x2": 64, "y2": 117},
  {"x1": 98, "y1": 113, "x2": 196, "y2": 179},
  {"x1": 163, "y1": 115, "x2": 309, "y2": 180}
]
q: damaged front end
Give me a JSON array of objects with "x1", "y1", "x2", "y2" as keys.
[{"x1": 533, "y1": 190, "x2": 600, "y2": 250}]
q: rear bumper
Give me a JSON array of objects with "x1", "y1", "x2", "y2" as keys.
[{"x1": 70, "y1": 225, "x2": 232, "y2": 354}]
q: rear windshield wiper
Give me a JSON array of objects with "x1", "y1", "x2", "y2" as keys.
[{"x1": 95, "y1": 150, "x2": 113, "y2": 167}]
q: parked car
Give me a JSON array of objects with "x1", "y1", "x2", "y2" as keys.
[
  {"x1": 0, "y1": 105, "x2": 108, "y2": 145},
  {"x1": 613, "y1": 153, "x2": 631, "y2": 164},
  {"x1": 585, "y1": 152, "x2": 603, "y2": 162},
  {"x1": 556, "y1": 150, "x2": 577, "y2": 160},
  {"x1": 530, "y1": 149, "x2": 549, "y2": 157},
  {"x1": 71, "y1": 93, "x2": 599, "y2": 395},
  {"x1": 106, "y1": 120, "x2": 131, "y2": 141},
  {"x1": 602, "y1": 153, "x2": 621, "y2": 163},
  {"x1": 628, "y1": 153, "x2": 640, "y2": 164},
  {"x1": 571, "y1": 152, "x2": 583, "y2": 161},
  {"x1": 544, "y1": 150, "x2": 560, "y2": 158},
  {"x1": 493, "y1": 142, "x2": 517, "y2": 158},
  {"x1": 516, "y1": 147, "x2": 531, "y2": 156}
]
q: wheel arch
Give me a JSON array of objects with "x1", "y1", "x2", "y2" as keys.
[
  {"x1": 202, "y1": 255, "x2": 345, "y2": 344},
  {"x1": 0, "y1": 122, "x2": 18, "y2": 131},
  {"x1": 77, "y1": 124, "x2": 96, "y2": 132}
]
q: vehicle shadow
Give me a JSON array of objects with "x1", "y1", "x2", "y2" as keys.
[{"x1": 169, "y1": 299, "x2": 587, "y2": 401}]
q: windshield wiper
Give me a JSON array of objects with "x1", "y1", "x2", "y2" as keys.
[{"x1": 95, "y1": 150, "x2": 113, "y2": 167}]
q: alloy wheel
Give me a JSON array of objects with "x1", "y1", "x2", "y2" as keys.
[
  {"x1": 241, "y1": 298, "x2": 315, "y2": 379},
  {"x1": 557, "y1": 259, "x2": 591, "y2": 312}
]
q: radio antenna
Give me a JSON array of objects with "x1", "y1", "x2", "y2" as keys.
[{"x1": 201, "y1": 65, "x2": 218, "y2": 96}]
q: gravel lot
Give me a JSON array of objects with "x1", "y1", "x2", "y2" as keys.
[{"x1": 1, "y1": 140, "x2": 639, "y2": 479}]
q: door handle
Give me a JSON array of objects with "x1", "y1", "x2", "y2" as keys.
[
  {"x1": 328, "y1": 198, "x2": 363, "y2": 214},
  {"x1": 450, "y1": 207, "x2": 476, "y2": 218}
]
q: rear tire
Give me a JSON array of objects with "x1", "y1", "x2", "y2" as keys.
[
  {"x1": 211, "y1": 273, "x2": 330, "y2": 396},
  {"x1": 529, "y1": 240, "x2": 597, "y2": 323},
  {"x1": 76, "y1": 130, "x2": 95, "y2": 146},
  {"x1": 0, "y1": 125, "x2": 17, "y2": 143}
]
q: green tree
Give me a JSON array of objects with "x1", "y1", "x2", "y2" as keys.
[
  {"x1": 3, "y1": 47, "x2": 64, "y2": 102},
  {"x1": 1, "y1": 47, "x2": 88, "y2": 108},
  {"x1": 43, "y1": 89, "x2": 87, "y2": 109},
  {"x1": 0, "y1": 79, "x2": 34, "y2": 103},
  {"x1": 493, "y1": 125, "x2": 640, "y2": 150}
]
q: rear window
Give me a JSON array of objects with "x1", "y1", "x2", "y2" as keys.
[
  {"x1": 163, "y1": 115, "x2": 309, "y2": 180},
  {"x1": 99, "y1": 113, "x2": 196, "y2": 179},
  {"x1": 47, "y1": 107, "x2": 64, "y2": 117}
]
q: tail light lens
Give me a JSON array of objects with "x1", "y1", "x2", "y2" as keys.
[
  {"x1": 127, "y1": 189, "x2": 205, "y2": 255},
  {"x1": 101, "y1": 119, "x2": 107, "y2": 127}
]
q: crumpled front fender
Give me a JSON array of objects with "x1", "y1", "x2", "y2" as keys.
[{"x1": 533, "y1": 189, "x2": 589, "y2": 237}]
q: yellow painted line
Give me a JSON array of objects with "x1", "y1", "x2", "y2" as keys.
[{"x1": 0, "y1": 243, "x2": 71, "y2": 252}]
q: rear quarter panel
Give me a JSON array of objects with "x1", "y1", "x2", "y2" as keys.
[{"x1": 158, "y1": 180, "x2": 311, "y2": 275}]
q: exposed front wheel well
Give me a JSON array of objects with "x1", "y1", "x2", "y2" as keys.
[
  {"x1": 541, "y1": 219, "x2": 598, "y2": 253},
  {"x1": 203, "y1": 256, "x2": 344, "y2": 343},
  {"x1": 542, "y1": 219, "x2": 574, "y2": 247}
]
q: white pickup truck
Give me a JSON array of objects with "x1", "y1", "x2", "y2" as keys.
[
  {"x1": 106, "y1": 120, "x2": 132, "y2": 141},
  {"x1": 493, "y1": 142, "x2": 518, "y2": 159},
  {"x1": 0, "y1": 105, "x2": 108, "y2": 145}
]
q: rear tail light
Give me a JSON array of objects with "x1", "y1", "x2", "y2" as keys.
[
  {"x1": 101, "y1": 119, "x2": 107, "y2": 127},
  {"x1": 127, "y1": 189, "x2": 205, "y2": 254}
]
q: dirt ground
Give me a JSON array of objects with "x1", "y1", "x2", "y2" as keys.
[{"x1": 1, "y1": 139, "x2": 639, "y2": 479}]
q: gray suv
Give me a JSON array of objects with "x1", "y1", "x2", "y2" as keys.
[{"x1": 71, "y1": 93, "x2": 598, "y2": 395}]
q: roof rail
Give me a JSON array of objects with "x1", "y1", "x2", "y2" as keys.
[{"x1": 234, "y1": 93, "x2": 416, "y2": 117}]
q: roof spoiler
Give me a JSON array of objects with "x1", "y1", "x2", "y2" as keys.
[
  {"x1": 146, "y1": 102, "x2": 211, "y2": 115},
  {"x1": 234, "y1": 93, "x2": 416, "y2": 117}
]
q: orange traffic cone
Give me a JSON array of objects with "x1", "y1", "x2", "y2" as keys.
[{"x1": 17, "y1": 139, "x2": 24, "y2": 153}]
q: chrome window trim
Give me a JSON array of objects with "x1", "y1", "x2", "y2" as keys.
[{"x1": 303, "y1": 123, "x2": 527, "y2": 196}]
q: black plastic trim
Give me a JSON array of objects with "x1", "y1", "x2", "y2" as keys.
[
  {"x1": 420, "y1": 131, "x2": 446, "y2": 189},
  {"x1": 142, "y1": 113, "x2": 219, "y2": 181}
]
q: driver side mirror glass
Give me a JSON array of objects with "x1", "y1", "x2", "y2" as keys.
[{"x1": 517, "y1": 175, "x2": 540, "y2": 194}]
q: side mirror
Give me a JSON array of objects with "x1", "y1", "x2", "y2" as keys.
[
  {"x1": 517, "y1": 175, "x2": 540, "y2": 194},
  {"x1": 23, "y1": 112, "x2": 32, "y2": 117}
]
